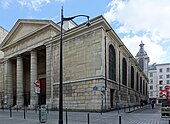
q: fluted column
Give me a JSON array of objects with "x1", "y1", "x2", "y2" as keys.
[
  {"x1": 4, "y1": 60, "x2": 13, "y2": 106},
  {"x1": 16, "y1": 56, "x2": 24, "y2": 106},
  {"x1": 30, "y1": 50, "x2": 38, "y2": 105}
]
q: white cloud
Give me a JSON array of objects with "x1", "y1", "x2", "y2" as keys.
[
  {"x1": 17, "y1": 0, "x2": 64, "y2": 11},
  {"x1": 104, "y1": 0, "x2": 170, "y2": 39},
  {"x1": 1, "y1": 0, "x2": 12, "y2": 9},
  {"x1": 104, "y1": 0, "x2": 170, "y2": 64},
  {"x1": 122, "y1": 35, "x2": 166, "y2": 64}
]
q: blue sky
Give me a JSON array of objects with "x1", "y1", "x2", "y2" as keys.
[{"x1": 1, "y1": 0, "x2": 170, "y2": 64}]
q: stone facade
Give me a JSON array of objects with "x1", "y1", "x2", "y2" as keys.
[{"x1": 0, "y1": 16, "x2": 148, "y2": 111}]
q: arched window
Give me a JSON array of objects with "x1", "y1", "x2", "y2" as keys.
[
  {"x1": 122, "y1": 58, "x2": 127, "y2": 86},
  {"x1": 143, "y1": 80, "x2": 145, "y2": 94},
  {"x1": 140, "y1": 77, "x2": 142, "y2": 93},
  {"x1": 131, "y1": 66, "x2": 134, "y2": 89},
  {"x1": 139, "y1": 59, "x2": 144, "y2": 70},
  {"x1": 109, "y1": 45, "x2": 116, "y2": 81},
  {"x1": 136, "y1": 72, "x2": 139, "y2": 91},
  {"x1": 145, "y1": 82, "x2": 147, "y2": 95}
]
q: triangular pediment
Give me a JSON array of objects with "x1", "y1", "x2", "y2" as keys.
[{"x1": 1, "y1": 19, "x2": 53, "y2": 48}]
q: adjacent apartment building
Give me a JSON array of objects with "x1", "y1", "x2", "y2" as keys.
[{"x1": 148, "y1": 63, "x2": 170, "y2": 103}]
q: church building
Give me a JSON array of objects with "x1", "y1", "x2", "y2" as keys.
[{"x1": 0, "y1": 16, "x2": 149, "y2": 111}]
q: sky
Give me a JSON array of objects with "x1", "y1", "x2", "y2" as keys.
[{"x1": 1, "y1": 0, "x2": 170, "y2": 64}]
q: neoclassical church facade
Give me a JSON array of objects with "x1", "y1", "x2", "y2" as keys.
[{"x1": 0, "y1": 16, "x2": 149, "y2": 111}]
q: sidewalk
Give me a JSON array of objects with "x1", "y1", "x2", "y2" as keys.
[{"x1": 0, "y1": 105, "x2": 169, "y2": 124}]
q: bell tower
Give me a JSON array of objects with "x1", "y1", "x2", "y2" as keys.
[{"x1": 135, "y1": 41, "x2": 150, "y2": 75}]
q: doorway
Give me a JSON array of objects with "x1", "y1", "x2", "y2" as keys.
[{"x1": 110, "y1": 89, "x2": 114, "y2": 108}]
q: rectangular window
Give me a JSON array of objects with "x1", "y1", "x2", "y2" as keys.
[
  {"x1": 150, "y1": 92, "x2": 153, "y2": 97},
  {"x1": 150, "y1": 85, "x2": 153, "y2": 90},
  {"x1": 150, "y1": 73, "x2": 153, "y2": 77},
  {"x1": 159, "y1": 80, "x2": 163, "y2": 85},
  {"x1": 167, "y1": 68, "x2": 170, "y2": 72},
  {"x1": 159, "y1": 68, "x2": 163, "y2": 72},
  {"x1": 167, "y1": 74, "x2": 170, "y2": 78},
  {"x1": 159, "y1": 86, "x2": 163, "y2": 91},
  {"x1": 159, "y1": 75, "x2": 163, "y2": 79},
  {"x1": 150, "y1": 79, "x2": 153, "y2": 84},
  {"x1": 167, "y1": 80, "x2": 170, "y2": 84}
]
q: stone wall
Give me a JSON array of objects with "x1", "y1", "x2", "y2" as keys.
[
  {"x1": 53, "y1": 78, "x2": 105, "y2": 111},
  {"x1": 54, "y1": 28, "x2": 104, "y2": 82}
]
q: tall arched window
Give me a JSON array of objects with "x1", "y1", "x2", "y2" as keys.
[
  {"x1": 143, "y1": 80, "x2": 145, "y2": 94},
  {"x1": 109, "y1": 45, "x2": 116, "y2": 81},
  {"x1": 122, "y1": 58, "x2": 127, "y2": 86},
  {"x1": 140, "y1": 77, "x2": 142, "y2": 93},
  {"x1": 131, "y1": 66, "x2": 134, "y2": 89},
  {"x1": 136, "y1": 72, "x2": 139, "y2": 91},
  {"x1": 139, "y1": 59, "x2": 144, "y2": 70}
]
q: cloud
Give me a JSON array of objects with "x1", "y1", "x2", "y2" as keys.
[
  {"x1": 104, "y1": 0, "x2": 170, "y2": 64},
  {"x1": 17, "y1": 0, "x2": 64, "y2": 11},
  {"x1": 1, "y1": 0, "x2": 12, "y2": 9},
  {"x1": 122, "y1": 35, "x2": 166, "y2": 64}
]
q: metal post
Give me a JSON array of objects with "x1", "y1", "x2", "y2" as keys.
[
  {"x1": 24, "y1": 106, "x2": 26, "y2": 119},
  {"x1": 87, "y1": 113, "x2": 90, "y2": 124},
  {"x1": 59, "y1": 6, "x2": 64, "y2": 124},
  {"x1": 58, "y1": 6, "x2": 90, "y2": 124},
  {"x1": 66, "y1": 108, "x2": 68, "y2": 124},
  {"x1": 119, "y1": 116, "x2": 121, "y2": 124},
  {"x1": 9, "y1": 106, "x2": 12, "y2": 118}
]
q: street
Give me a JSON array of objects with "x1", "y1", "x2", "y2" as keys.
[{"x1": 0, "y1": 105, "x2": 169, "y2": 124}]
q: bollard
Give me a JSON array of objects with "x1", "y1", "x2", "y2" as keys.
[
  {"x1": 17, "y1": 105, "x2": 18, "y2": 112},
  {"x1": 24, "y1": 106, "x2": 26, "y2": 119},
  {"x1": 87, "y1": 113, "x2": 90, "y2": 124},
  {"x1": 134, "y1": 105, "x2": 135, "y2": 110},
  {"x1": 124, "y1": 105, "x2": 125, "y2": 112},
  {"x1": 47, "y1": 105, "x2": 49, "y2": 114},
  {"x1": 35, "y1": 105, "x2": 37, "y2": 114},
  {"x1": 66, "y1": 108, "x2": 68, "y2": 124},
  {"x1": 9, "y1": 106, "x2": 12, "y2": 118},
  {"x1": 119, "y1": 115, "x2": 121, "y2": 124},
  {"x1": 2, "y1": 106, "x2": 4, "y2": 112}
]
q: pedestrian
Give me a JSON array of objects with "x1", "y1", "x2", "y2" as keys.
[
  {"x1": 151, "y1": 100, "x2": 155, "y2": 109},
  {"x1": 140, "y1": 100, "x2": 143, "y2": 107}
]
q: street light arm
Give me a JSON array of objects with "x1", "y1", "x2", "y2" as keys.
[
  {"x1": 62, "y1": 15, "x2": 90, "y2": 27},
  {"x1": 63, "y1": 15, "x2": 89, "y2": 21}
]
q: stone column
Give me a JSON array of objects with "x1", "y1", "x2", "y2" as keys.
[
  {"x1": 30, "y1": 50, "x2": 38, "y2": 106},
  {"x1": 4, "y1": 60, "x2": 13, "y2": 106},
  {"x1": 46, "y1": 44, "x2": 52, "y2": 108},
  {"x1": 16, "y1": 56, "x2": 24, "y2": 106}
]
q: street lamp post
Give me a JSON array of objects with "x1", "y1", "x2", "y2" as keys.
[{"x1": 59, "y1": 6, "x2": 90, "y2": 124}]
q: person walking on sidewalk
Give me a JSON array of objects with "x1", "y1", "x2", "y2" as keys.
[{"x1": 151, "y1": 100, "x2": 155, "y2": 109}]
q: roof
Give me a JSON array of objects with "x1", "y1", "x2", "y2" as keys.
[{"x1": 136, "y1": 41, "x2": 148, "y2": 57}]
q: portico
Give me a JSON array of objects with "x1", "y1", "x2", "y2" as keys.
[{"x1": 1, "y1": 19, "x2": 60, "y2": 107}]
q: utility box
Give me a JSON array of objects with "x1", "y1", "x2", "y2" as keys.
[{"x1": 39, "y1": 105, "x2": 47, "y2": 123}]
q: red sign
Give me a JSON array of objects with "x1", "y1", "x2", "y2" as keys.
[
  {"x1": 35, "y1": 80, "x2": 40, "y2": 88},
  {"x1": 165, "y1": 85, "x2": 170, "y2": 90}
]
